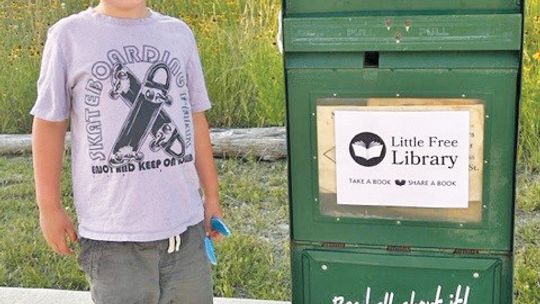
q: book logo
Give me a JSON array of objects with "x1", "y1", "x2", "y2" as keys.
[{"x1": 349, "y1": 132, "x2": 386, "y2": 167}]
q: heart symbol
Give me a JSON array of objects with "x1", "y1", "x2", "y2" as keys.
[{"x1": 395, "y1": 179, "x2": 406, "y2": 186}]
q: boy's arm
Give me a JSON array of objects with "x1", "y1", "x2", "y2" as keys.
[
  {"x1": 192, "y1": 112, "x2": 222, "y2": 239},
  {"x1": 32, "y1": 117, "x2": 78, "y2": 255}
]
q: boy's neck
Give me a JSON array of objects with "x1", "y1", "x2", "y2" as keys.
[{"x1": 94, "y1": 2, "x2": 149, "y2": 19}]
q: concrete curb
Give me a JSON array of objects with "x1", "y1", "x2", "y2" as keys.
[{"x1": 0, "y1": 287, "x2": 290, "y2": 304}]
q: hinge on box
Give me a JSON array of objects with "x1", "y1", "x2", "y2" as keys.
[
  {"x1": 454, "y1": 248, "x2": 480, "y2": 255},
  {"x1": 386, "y1": 245, "x2": 411, "y2": 252},
  {"x1": 322, "y1": 242, "x2": 346, "y2": 248}
]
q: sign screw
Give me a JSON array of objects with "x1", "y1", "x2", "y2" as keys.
[
  {"x1": 321, "y1": 265, "x2": 328, "y2": 271},
  {"x1": 394, "y1": 31, "x2": 401, "y2": 43},
  {"x1": 404, "y1": 20, "x2": 412, "y2": 32},
  {"x1": 473, "y1": 272, "x2": 480, "y2": 279},
  {"x1": 385, "y1": 18, "x2": 393, "y2": 30}
]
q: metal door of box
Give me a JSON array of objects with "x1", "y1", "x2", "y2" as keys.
[
  {"x1": 284, "y1": 13, "x2": 522, "y2": 251},
  {"x1": 291, "y1": 246, "x2": 512, "y2": 304},
  {"x1": 283, "y1": 1, "x2": 523, "y2": 303},
  {"x1": 287, "y1": 66, "x2": 519, "y2": 251}
]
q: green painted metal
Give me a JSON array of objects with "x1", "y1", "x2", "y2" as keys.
[
  {"x1": 286, "y1": 67, "x2": 518, "y2": 251},
  {"x1": 283, "y1": 1, "x2": 522, "y2": 303},
  {"x1": 285, "y1": 52, "x2": 520, "y2": 69},
  {"x1": 284, "y1": 0, "x2": 521, "y2": 15},
  {"x1": 291, "y1": 245, "x2": 513, "y2": 304},
  {"x1": 284, "y1": 15, "x2": 522, "y2": 52},
  {"x1": 378, "y1": 51, "x2": 520, "y2": 69},
  {"x1": 286, "y1": 53, "x2": 365, "y2": 69}
]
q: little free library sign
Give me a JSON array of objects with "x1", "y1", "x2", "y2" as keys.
[{"x1": 333, "y1": 106, "x2": 470, "y2": 208}]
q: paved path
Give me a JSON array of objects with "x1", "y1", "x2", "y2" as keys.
[{"x1": 0, "y1": 287, "x2": 290, "y2": 304}]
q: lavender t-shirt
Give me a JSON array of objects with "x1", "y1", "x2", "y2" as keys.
[{"x1": 30, "y1": 7, "x2": 212, "y2": 241}]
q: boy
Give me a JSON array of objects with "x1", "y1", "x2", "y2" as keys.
[{"x1": 30, "y1": 1, "x2": 222, "y2": 303}]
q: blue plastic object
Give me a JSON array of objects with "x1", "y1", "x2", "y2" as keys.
[
  {"x1": 211, "y1": 217, "x2": 232, "y2": 237},
  {"x1": 204, "y1": 236, "x2": 217, "y2": 265},
  {"x1": 204, "y1": 217, "x2": 232, "y2": 265}
]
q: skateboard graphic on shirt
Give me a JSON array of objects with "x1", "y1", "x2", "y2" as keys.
[
  {"x1": 108, "y1": 62, "x2": 191, "y2": 167},
  {"x1": 109, "y1": 63, "x2": 186, "y2": 167}
]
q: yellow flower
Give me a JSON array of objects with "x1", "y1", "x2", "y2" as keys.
[{"x1": 534, "y1": 52, "x2": 540, "y2": 61}]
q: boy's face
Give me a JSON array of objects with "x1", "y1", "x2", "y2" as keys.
[{"x1": 100, "y1": 0, "x2": 146, "y2": 10}]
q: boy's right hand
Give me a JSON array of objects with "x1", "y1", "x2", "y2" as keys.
[{"x1": 39, "y1": 207, "x2": 78, "y2": 256}]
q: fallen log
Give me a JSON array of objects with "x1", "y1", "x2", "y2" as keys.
[{"x1": 0, "y1": 127, "x2": 287, "y2": 161}]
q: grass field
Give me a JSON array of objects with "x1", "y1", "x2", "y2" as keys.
[
  {"x1": 520, "y1": 0, "x2": 540, "y2": 172},
  {"x1": 0, "y1": 156, "x2": 291, "y2": 300},
  {"x1": 0, "y1": 0, "x2": 283, "y2": 131},
  {"x1": 0, "y1": 156, "x2": 539, "y2": 301}
]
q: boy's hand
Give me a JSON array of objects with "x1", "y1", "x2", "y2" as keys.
[
  {"x1": 203, "y1": 199, "x2": 223, "y2": 241},
  {"x1": 39, "y1": 207, "x2": 78, "y2": 255}
]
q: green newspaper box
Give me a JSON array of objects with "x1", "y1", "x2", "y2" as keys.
[{"x1": 283, "y1": 1, "x2": 524, "y2": 303}]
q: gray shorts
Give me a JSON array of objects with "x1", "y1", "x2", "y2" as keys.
[{"x1": 77, "y1": 221, "x2": 213, "y2": 304}]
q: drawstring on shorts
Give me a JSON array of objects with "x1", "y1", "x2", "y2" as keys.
[{"x1": 167, "y1": 235, "x2": 181, "y2": 254}]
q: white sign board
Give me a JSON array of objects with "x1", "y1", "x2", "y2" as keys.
[{"x1": 335, "y1": 111, "x2": 470, "y2": 208}]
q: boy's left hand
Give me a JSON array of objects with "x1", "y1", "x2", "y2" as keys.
[{"x1": 203, "y1": 198, "x2": 223, "y2": 241}]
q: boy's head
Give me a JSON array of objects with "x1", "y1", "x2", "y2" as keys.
[{"x1": 98, "y1": 0, "x2": 146, "y2": 10}]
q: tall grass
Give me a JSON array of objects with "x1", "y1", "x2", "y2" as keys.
[
  {"x1": 0, "y1": 0, "x2": 538, "y2": 168},
  {"x1": 519, "y1": 0, "x2": 540, "y2": 172},
  {"x1": 149, "y1": 0, "x2": 284, "y2": 127},
  {"x1": 0, "y1": 0, "x2": 73, "y2": 132},
  {"x1": 0, "y1": 0, "x2": 284, "y2": 131}
]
